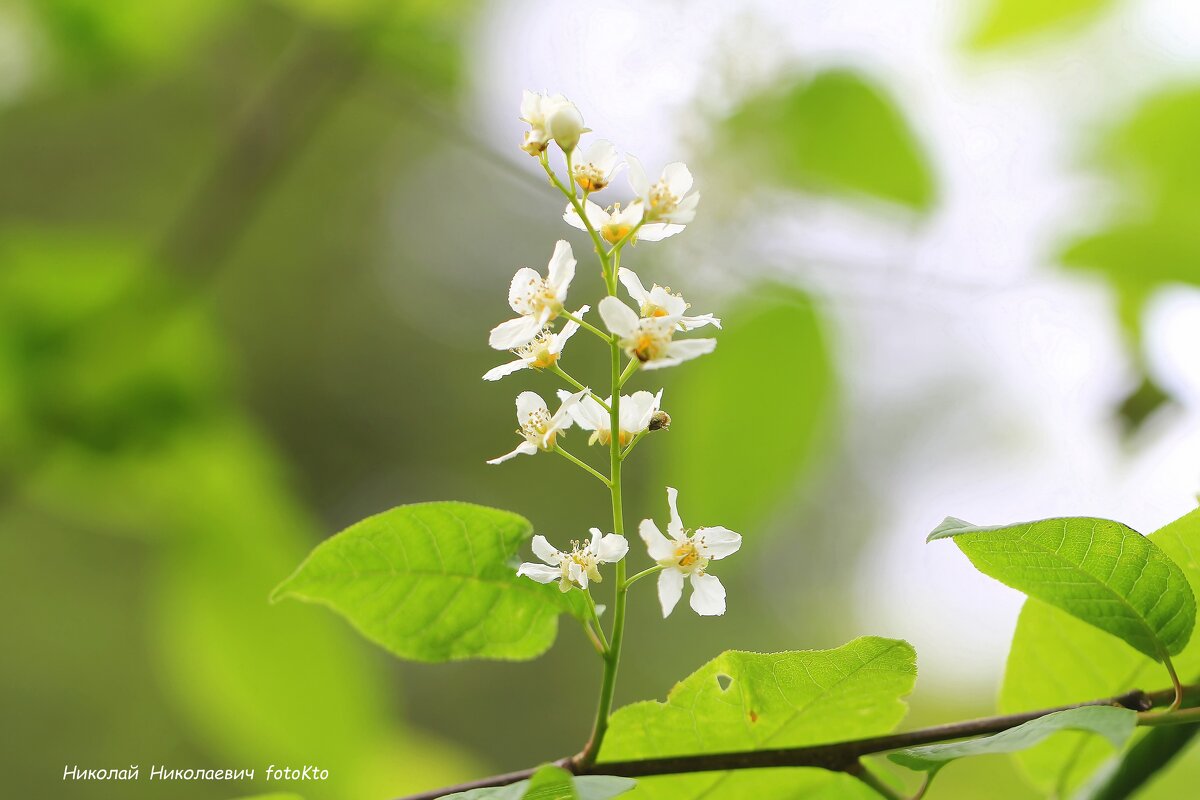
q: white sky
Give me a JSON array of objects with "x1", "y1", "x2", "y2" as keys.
[{"x1": 469, "y1": 0, "x2": 1200, "y2": 688}]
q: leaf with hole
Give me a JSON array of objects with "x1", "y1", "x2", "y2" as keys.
[{"x1": 597, "y1": 636, "x2": 917, "y2": 799}]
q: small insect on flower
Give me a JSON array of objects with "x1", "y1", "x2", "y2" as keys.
[
  {"x1": 572, "y1": 140, "x2": 621, "y2": 192},
  {"x1": 618, "y1": 268, "x2": 721, "y2": 331},
  {"x1": 487, "y1": 389, "x2": 587, "y2": 464},
  {"x1": 598, "y1": 296, "x2": 716, "y2": 370},
  {"x1": 627, "y1": 156, "x2": 700, "y2": 228},
  {"x1": 520, "y1": 90, "x2": 587, "y2": 155},
  {"x1": 517, "y1": 528, "x2": 629, "y2": 591},
  {"x1": 483, "y1": 305, "x2": 590, "y2": 381},
  {"x1": 558, "y1": 388, "x2": 663, "y2": 447},
  {"x1": 489, "y1": 240, "x2": 577, "y2": 350},
  {"x1": 640, "y1": 487, "x2": 741, "y2": 617}
]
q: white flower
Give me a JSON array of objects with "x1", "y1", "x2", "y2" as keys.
[
  {"x1": 487, "y1": 389, "x2": 587, "y2": 464},
  {"x1": 517, "y1": 528, "x2": 629, "y2": 591},
  {"x1": 639, "y1": 487, "x2": 741, "y2": 617},
  {"x1": 520, "y1": 90, "x2": 586, "y2": 155},
  {"x1": 627, "y1": 156, "x2": 699, "y2": 227},
  {"x1": 483, "y1": 305, "x2": 590, "y2": 381},
  {"x1": 557, "y1": 388, "x2": 662, "y2": 447},
  {"x1": 572, "y1": 140, "x2": 621, "y2": 192},
  {"x1": 598, "y1": 296, "x2": 716, "y2": 370},
  {"x1": 564, "y1": 200, "x2": 645, "y2": 245},
  {"x1": 489, "y1": 240, "x2": 577, "y2": 350},
  {"x1": 563, "y1": 199, "x2": 684, "y2": 244},
  {"x1": 618, "y1": 268, "x2": 721, "y2": 331}
]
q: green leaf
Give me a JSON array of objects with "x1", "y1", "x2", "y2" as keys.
[
  {"x1": 719, "y1": 71, "x2": 935, "y2": 210},
  {"x1": 1000, "y1": 507, "x2": 1200, "y2": 793},
  {"x1": 889, "y1": 706, "x2": 1135, "y2": 774},
  {"x1": 441, "y1": 768, "x2": 635, "y2": 800},
  {"x1": 272, "y1": 501, "x2": 586, "y2": 662},
  {"x1": 598, "y1": 636, "x2": 917, "y2": 799},
  {"x1": 967, "y1": 0, "x2": 1115, "y2": 50},
  {"x1": 929, "y1": 516, "x2": 1196, "y2": 660},
  {"x1": 659, "y1": 286, "x2": 833, "y2": 531}
]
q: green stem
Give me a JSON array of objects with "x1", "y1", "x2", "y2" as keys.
[
  {"x1": 621, "y1": 565, "x2": 662, "y2": 590},
  {"x1": 1163, "y1": 652, "x2": 1185, "y2": 712},
  {"x1": 620, "y1": 430, "x2": 647, "y2": 461},
  {"x1": 548, "y1": 364, "x2": 607, "y2": 410},
  {"x1": 552, "y1": 446, "x2": 610, "y2": 487},
  {"x1": 579, "y1": 283, "x2": 627, "y2": 768},
  {"x1": 848, "y1": 761, "x2": 905, "y2": 800},
  {"x1": 541, "y1": 156, "x2": 609, "y2": 274},
  {"x1": 619, "y1": 357, "x2": 640, "y2": 388},
  {"x1": 1137, "y1": 705, "x2": 1200, "y2": 727},
  {"x1": 584, "y1": 591, "x2": 610, "y2": 653},
  {"x1": 560, "y1": 309, "x2": 611, "y2": 343}
]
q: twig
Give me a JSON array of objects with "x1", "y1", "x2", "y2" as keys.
[{"x1": 396, "y1": 685, "x2": 1183, "y2": 800}]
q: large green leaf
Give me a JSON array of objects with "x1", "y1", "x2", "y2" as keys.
[
  {"x1": 272, "y1": 502, "x2": 585, "y2": 662},
  {"x1": 596, "y1": 636, "x2": 917, "y2": 799},
  {"x1": 659, "y1": 286, "x2": 833, "y2": 531},
  {"x1": 929, "y1": 516, "x2": 1195, "y2": 660},
  {"x1": 889, "y1": 706, "x2": 1135, "y2": 774},
  {"x1": 967, "y1": 0, "x2": 1115, "y2": 50},
  {"x1": 719, "y1": 71, "x2": 935, "y2": 210},
  {"x1": 1000, "y1": 508, "x2": 1200, "y2": 793}
]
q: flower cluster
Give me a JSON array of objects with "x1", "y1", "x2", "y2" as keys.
[{"x1": 486, "y1": 91, "x2": 741, "y2": 618}]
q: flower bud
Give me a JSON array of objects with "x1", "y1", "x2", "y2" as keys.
[
  {"x1": 547, "y1": 103, "x2": 585, "y2": 153},
  {"x1": 649, "y1": 410, "x2": 671, "y2": 432}
]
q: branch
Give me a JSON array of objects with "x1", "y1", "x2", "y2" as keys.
[{"x1": 396, "y1": 685, "x2": 1191, "y2": 800}]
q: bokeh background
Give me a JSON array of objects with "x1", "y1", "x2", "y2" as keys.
[{"x1": 3, "y1": 0, "x2": 1200, "y2": 797}]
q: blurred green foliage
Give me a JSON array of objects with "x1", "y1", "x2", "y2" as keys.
[
  {"x1": 967, "y1": 0, "x2": 1114, "y2": 49},
  {"x1": 3, "y1": 0, "x2": 1199, "y2": 797},
  {"x1": 719, "y1": 71, "x2": 936, "y2": 211},
  {"x1": 658, "y1": 286, "x2": 833, "y2": 532}
]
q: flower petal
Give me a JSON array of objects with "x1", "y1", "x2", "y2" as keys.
[
  {"x1": 679, "y1": 313, "x2": 721, "y2": 331},
  {"x1": 546, "y1": 240, "x2": 576, "y2": 297},
  {"x1": 482, "y1": 358, "x2": 531, "y2": 381},
  {"x1": 489, "y1": 316, "x2": 542, "y2": 350},
  {"x1": 599, "y1": 296, "x2": 640, "y2": 338},
  {"x1": 626, "y1": 154, "x2": 650, "y2": 199},
  {"x1": 663, "y1": 338, "x2": 717, "y2": 364},
  {"x1": 516, "y1": 391, "x2": 548, "y2": 421},
  {"x1": 639, "y1": 518, "x2": 676, "y2": 562},
  {"x1": 688, "y1": 573, "x2": 726, "y2": 616},
  {"x1": 517, "y1": 562, "x2": 560, "y2": 584},
  {"x1": 657, "y1": 568, "x2": 685, "y2": 618},
  {"x1": 508, "y1": 267, "x2": 542, "y2": 311},
  {"x1": 637, "y1": 223, "x2": 685, "y2": 242},
  {"x1": 531, "y1": 534, "x2": 561, "y2": 565},
  {"x1": 593, "y1": 531, "x2": 629, "y2": 563},
  {"x1": 696, "y1": 526, "x2": 741, "y2": 560},
  {"x1": 568, "y1": 559, "x2": 587, "y2": 589},
  {"x1": 662, "y1": 162, "x2": 694, "y2": 197},
  {"x1": 617, "y1": 267, "x2": 650, "y2": 306},
  {"x1": 666, "y1": 486, "x2": 685, "y2": 540},
  {"x1": 554, "y1": 304, "x2": 590, "y2": 350},
  {"x1": 486, "y1": 440, "x2": 538, "y2": 464}
]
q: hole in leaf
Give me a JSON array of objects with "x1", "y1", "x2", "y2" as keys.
[{"x1": 716, "y1": 673, "x2": 732, "y2": 692}]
